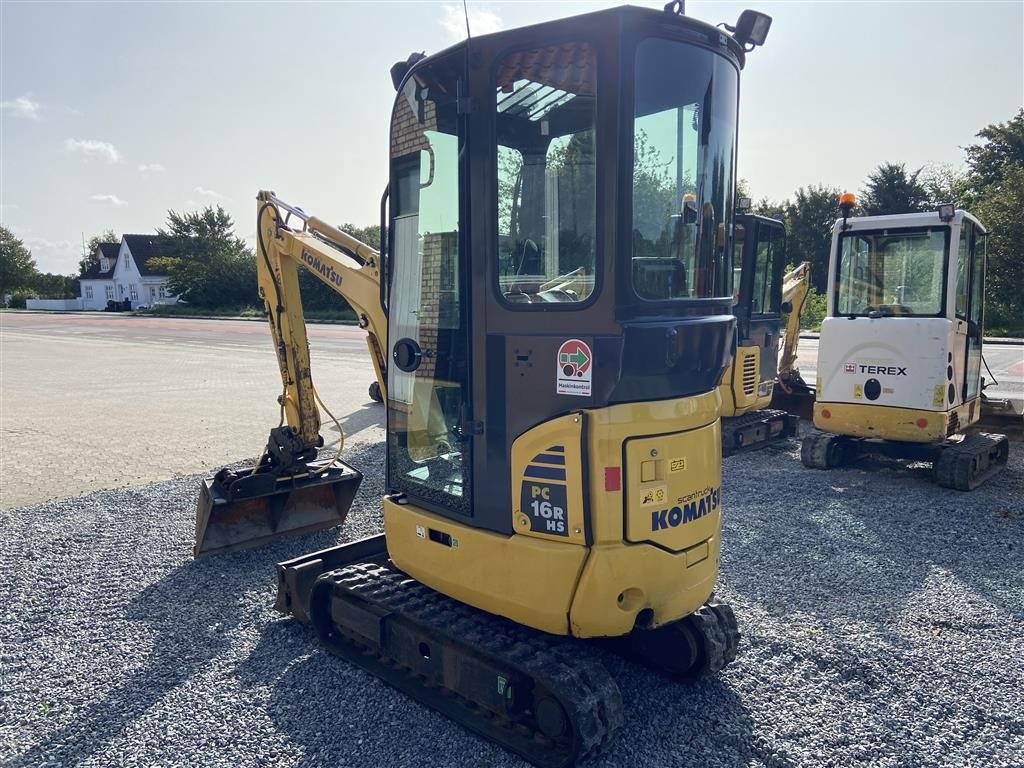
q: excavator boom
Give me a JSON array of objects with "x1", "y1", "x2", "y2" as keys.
[
  {"x1": 770, "y1": 261, "x2": 815, "y2": 419},
  {"x1": 194, "y1": 192, "x2": 387, "y2": 556}
]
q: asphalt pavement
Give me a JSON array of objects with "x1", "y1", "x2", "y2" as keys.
[{"x1": 0, "y1": 312, "x2": 383, "y2": 509}]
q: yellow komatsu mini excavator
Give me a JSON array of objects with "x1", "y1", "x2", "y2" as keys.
[
  {"x1": 801, "y1": 194, "x2": 1010, "y2": 490},
  {"x1": 196, "y1": 5, "x2": 775, "y2": 764},
  {"x1": 718, "y1": 209, "x2": 811, "y2": 454}
]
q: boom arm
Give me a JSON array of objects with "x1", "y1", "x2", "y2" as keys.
[
  {"x1": 777, "y1": 261, "x2": 810, "y2": 387},
  {"x1": 256, "y1": 191, "x2": 387, "y2": 450}
]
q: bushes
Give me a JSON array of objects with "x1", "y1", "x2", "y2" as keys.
[
  {"x1": 135, "y1": 303, "x2": 357, "y2": 324},
  {"x1": 800, "y1": 288, "x2": 828, "y2": 332},
  {"x1": 7, "y1": 290, "x2": 36, "y2": 309}
]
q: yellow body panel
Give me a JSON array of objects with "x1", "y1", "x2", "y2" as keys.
[
  {"x1": 510, "y1": 413, "x2": 586, "y2": 545},
  {"x1": 585, "y1": 390, "x2": 721, "y2": 545},
  {"x1": 623, "y1": 424, "x2": 720, "y2": 552},
  {"x1": 384, "y1": 498, "x2": 588, "y2": 636},
  {"x1": 569, "y1": 537, "x2": 719, "y2": 637},
  {"x1": 718, "y1": 345, "x2": 770, "y2": 417},
  {"x1": 814, "y1": 399, "x2": 979, "y2": 443},
  {"x1": 386, "y1": 392, "x2": 723, "y2": 638}
]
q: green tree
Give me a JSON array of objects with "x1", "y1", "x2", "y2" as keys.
[
  {"x1": 339, "y1": 223, "x2": 381, "y2": 250},
  {"x1": 784, "y1": 184, "x2": 841, "y2": 293},
  {"x1": 151, "y1": 206, "x2": 256, "y2": 309},
  {"x1": 0, "y1": 225, "x2": 37, "y2": 297},
  {"x1": 752, "y1": 197, "x2": 787, "y2": 221},
  {"x1": 964, "y1": 108, "x2": 1024, "y2": 190},
  {"x1": 920, "y1": 164, "x2": 970, "y2": 208},
  {"x1": 33, "y1": 272, "x2": 79, "y2": 298},
  {"x1": 858, "y1": 162, "x2": 929, "y2": 216},
  {"x1": 78, "y1": 229, "x2": 119, "y2": 276},
  {"x1": 962, "y1": 110, "x2": 1024, "y2": 333}
]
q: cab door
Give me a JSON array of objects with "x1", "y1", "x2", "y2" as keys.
[
  {"x1": 735, "y1": 215, "x2": 785, "y2": 385},
  {"x1": 386, "y1": 51, "x2": 473, "y2": 518},
  {"x1": 954, "y1": 218, "x2": 984, "y2": 404}
]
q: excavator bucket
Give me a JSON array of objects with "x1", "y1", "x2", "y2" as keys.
[{"x1": 194, "y1": 459, "x2": 362, "y2": 557}]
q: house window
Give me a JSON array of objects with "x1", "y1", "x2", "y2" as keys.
[
  {"x1": 105, "y1": 285, "x2": 114, "y2": 300},
  {"x1": 158, "y1": 285, "x2": 169, "y2": 299},
  {"x1": 85, "y1": 286, "x2": 94, "y2": 299},
  {"x1": 130, "y1": 285, "x2": 139, "y2": 301},
  {"x1": 150, "y1": 287, "x2": 157, "y2": 300}
]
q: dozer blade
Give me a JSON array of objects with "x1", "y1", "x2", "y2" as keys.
[
  {"x1": 194, "y1": 459, "x2": 362, "y2": 557},
  {"x1": 975, "y1": 395, "x2": 1024, "y2": 441}
]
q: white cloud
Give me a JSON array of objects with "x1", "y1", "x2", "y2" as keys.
[
  {"x1": 91, "y1": 193, "x2": 127, "y2": 207},
  {"x1": 65, "y1": 138, "x2": 122, "y2": 163},
  {"x1": 194, "y1": 186, "x2": 225, "y2": 200},
  {"x1": 20, "y1": 234, "x2": 79, "y2": 273},
  {"x1": 440, "y1": 3, "x2": 502, "y2": 42},
  {"x1": 1, "y1": 94, "x2": 41, "y2": 120},
  {"x1": 138, "y1": 163, "x2": 165, "y2": 173}
]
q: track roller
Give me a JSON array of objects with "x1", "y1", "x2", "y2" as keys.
[
  {"x1": 801, "y1": 431, "x2": 848, "y2": 469},
  {"x1": 308, "y1": 562, "x2": 623, "y2": 768},
  {"x1": 627, "y1": 598, "x2": 740, "y2": 679},
  {"x1": 934, "y1": 432, "x2": 1009, "y2": 491}
]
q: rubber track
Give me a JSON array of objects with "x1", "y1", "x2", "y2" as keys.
[
  {"x1": 688, "y1": 599, "x2": 740, "y2": 676},
  {"x1": 934, "y1": 432, "x2": 1009, "y2": 491},
  {"x1": 722, "y1": 409, "x2": 797, "y2": 457},
  {"x1": 315, "y1": 562, "x2": 624, "y2": 766},
  {"x1": 800, "y1": 430, "x2": 844, "y2": 469}
]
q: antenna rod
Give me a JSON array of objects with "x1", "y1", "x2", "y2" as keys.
[{"x1": 463, "y1": 0, "x2": 471, "y2": 38}]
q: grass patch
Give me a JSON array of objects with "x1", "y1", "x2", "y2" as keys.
[{"x1": 134, "y1": 304, "x2": 358, "y2": 324}]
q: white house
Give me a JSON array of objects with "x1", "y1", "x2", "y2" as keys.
[
  {"x1": 79, "y1": 242, "x2": 120, "y2": 310},
  {"x1": 79, "y1": 235, "x2": 178, "y2": 310}
]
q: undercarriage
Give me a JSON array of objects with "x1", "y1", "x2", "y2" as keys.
[
  {"x1": 275, "y1": 534, "x2": 741, "y2": 767},
  {"x1": 801, "y1": 430, "x2": 1009, "y2": 490}
]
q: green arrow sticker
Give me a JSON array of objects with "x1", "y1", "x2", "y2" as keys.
[{"x1": 557, "y1": 339, "x2": 593, "y2": 397}]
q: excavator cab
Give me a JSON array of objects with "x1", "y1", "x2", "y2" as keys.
[
  {"x1": 381, "y1": 8, "x2": 742, "y2": 584},
  {"x1": 723, "y1": 213, "x2": 787, "y2": 412},
  {"x1": 717, "y1": 212, "x2": 807, "y2": 454}
]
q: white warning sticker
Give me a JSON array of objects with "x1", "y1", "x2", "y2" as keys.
[{"x1": 556, "y1": 339, "x2": 593, "y2": 397}]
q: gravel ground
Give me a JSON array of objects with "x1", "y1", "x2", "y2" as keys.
[{"x1": 2, "y1": 430, "x2": 1023, "y2": 768}]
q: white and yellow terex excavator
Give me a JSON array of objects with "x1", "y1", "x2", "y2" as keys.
[
  {"x1": 718, "y1": 209, "x2": 811, "y2": 454},
  {"x1": 195, "y1": 5, "x2": 776, "y2": 765},
  {"x1": 801, "y1": 194, "x2": 1011, "y2": 489}
]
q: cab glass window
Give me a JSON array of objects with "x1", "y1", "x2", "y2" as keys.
[
  {"x1": 495, "y1": 43, "x2": 597, "y2": 306},
  {"x1": 954, "y1": 220, "x2": 972, "y2": 319},
  {"x1": 751, "y1": 224, "x2": 781, "y2": 315},
  {"x1": 632, "y1": 38, "x2": 738, "y2": 301},
  {"x1": 836, "y1": 227, "x2": 948, "y2": 317}
]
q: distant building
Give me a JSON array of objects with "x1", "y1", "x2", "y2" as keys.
[{"x1": 79, "y1": 235, "x2": 179, "y2": 310}]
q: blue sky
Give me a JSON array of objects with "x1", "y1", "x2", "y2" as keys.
[{"x1": 2, "y1": 0, "x2": 1021, "y2": 273}]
